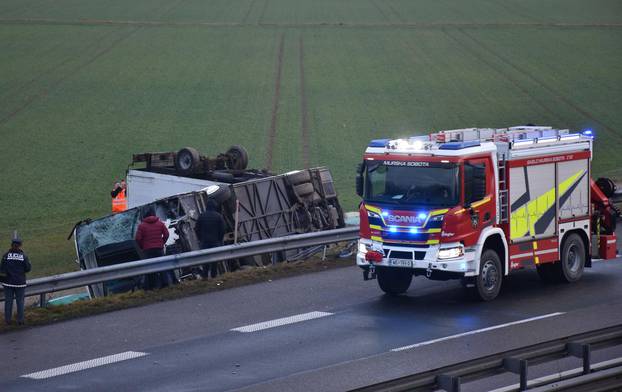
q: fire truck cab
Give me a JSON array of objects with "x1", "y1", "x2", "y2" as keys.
[{"x1": 356, "y1": 126, "x2": 618, "y2": 301}]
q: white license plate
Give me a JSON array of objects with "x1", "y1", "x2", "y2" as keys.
[{"x1": 388, "y1": 258, "x2": 412, "y2": 268}]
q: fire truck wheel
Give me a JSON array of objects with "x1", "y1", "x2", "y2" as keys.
[
  {"x1": 558, "y1": 233, "x2": 585, "y2": 283},
  {"x1": 473, "y1": 249, "x2": 502, "y2": 301},
  {"x1": 175, "y1": 147, "x2": 200, "y2": 176},
  {"x1": 377, "y1": 267, "x2": 412, "y2": 296}
]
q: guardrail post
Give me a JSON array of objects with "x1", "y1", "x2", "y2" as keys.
[
  {"x1": 503, "y1": 357, "x2": 528, "y2": 391},
  {"x1": 436, "y1": 374, "x2": 460, "y2": 392},
  {"x1": 39, "y1": 293, "x2": 47, "y2": 308},
  {"x1": 567, "y1": 342, "x2": 591, "y2": 375}
]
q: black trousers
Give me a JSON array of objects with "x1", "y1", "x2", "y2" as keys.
[{"x1": 142, "y1": 248, "x2": 175, "y2": 290}]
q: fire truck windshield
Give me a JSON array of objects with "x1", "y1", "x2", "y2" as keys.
[{"x1": 364, "y1": 161, "x2": 459, "y2": 207}]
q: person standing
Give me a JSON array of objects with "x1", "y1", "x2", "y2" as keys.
[
  {"x1": 111, "y1": 179, "x2": 127, "y2": 213},
  {"x1": 135, "y1": 207, "x2": 169, "y2": 289},
  {"x1": 1, "y1": 236, "x2": 31, "y2": 325},
  {"x1": 196, "y1": 199, "x2": 226, "y2": 278}
]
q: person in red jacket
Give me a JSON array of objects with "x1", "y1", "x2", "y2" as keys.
[{"x1": 135, "y1": 207, "x2": 170, "y2": 290}]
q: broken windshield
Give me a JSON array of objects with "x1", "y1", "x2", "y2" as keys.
[{"x1": 364, "y1": 160, "x2": 459, "y2": 207}]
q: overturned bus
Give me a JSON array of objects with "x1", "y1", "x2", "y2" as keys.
[{"x1": 72, "y1": 147, "x2": 345, "y2": 297}]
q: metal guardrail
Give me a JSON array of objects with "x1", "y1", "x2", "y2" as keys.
[
  {"x1": 0, "y1": 227, "x2": 359, "y2": 302},
  {"x1": 351, "y1": 324, "x2": 622, "y2": 392}
]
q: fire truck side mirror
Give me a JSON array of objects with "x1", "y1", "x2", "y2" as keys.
[{"x1": 356, "y1": 163, "x2": 364, "y2": 197}]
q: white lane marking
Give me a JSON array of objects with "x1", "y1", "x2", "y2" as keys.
[
  {"x1": 231, "y1": 311, "x2": 333, "y2": 333},
  {"x1": 489, "y1": 357, "x2": 622, "y2": 392},
  {"x1": 21, "y1": 351, "x2": 148, "y2": 380},
  {"x1": 391, "y1": 312, "x2": 565, "y2": 352}
]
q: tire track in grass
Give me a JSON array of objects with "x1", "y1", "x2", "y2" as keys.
[
  {"x1": 385, "y1": 0, "x2": 406, "y2": 23},
  {"x1": 0, "y1": 26, "x2": 141, "y2": 127},
  {"x1": 258, "y1": 0, "x2": 270, "y2": 24},
  {"x1": 242, "y1": 0, "x2": 257, "y2": 24},
  {"x1": 265, "y1": 32, "x2": 285, "y2": 171},
  {"x1": 458, "y1": 28, "x2": 620, "y2": 136},
  {"x1": 2, "y1": 19, "x2": 622, "y2": 28},
  {"x1": 442, "y1": 28, "x2": 567, "y2": 124},
  {"x1": 0, "y1": 0, "x2": 185, "y2": 127},
  {"x1": 298, "y1": 34, "x2": 310, "y2": 168},
  {"x1": 0, "y1": 27, "x2": 122, "y2": 100},
  {"x1": 369, "y1": 0, "x2": 391, "y2": 22}
]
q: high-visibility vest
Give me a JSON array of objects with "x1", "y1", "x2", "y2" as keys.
[{"x1": 112, "y1": 189, "x2": 127, "y2": 213}]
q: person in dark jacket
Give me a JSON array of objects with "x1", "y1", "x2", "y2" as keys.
[
  {"x1": 1, "y1": 236, "x2": 31, "y2": 325},
  {"x1": 196, "y1": 199, "x2": 226, "y2": 278},
  {"x1": 135, "y1": 207, "x2": 170, "y2": 289}
]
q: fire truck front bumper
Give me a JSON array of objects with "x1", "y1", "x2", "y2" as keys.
[{"x1": 356, "y1": 239, "x2": 478, "y2": 277}]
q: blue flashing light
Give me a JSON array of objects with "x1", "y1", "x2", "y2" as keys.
[
  {"x1": 389, "y1": 226, "x2": 398, "y2": 233},
  {"x1": 368, "y1": 139, "x2": 390, "y2": 148},
  {"x1": 381, "y1": 211, "x2": 389, "y2": 217},
  {"x1": 582, "y1": 129, "x2": 594, "y2": 138},
  {"x1": 417, "y1": 212, "x2": 427, "y2": 220},
  {"x1": 410, "y1": 227, "x2": 418, "y2": 234},
  {"x1": 439, "y1": 140, "x2": 481, "y2": 150}
]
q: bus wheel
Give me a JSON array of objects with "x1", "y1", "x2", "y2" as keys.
[
  {"x1": 558, "y1": 233, "x2": 585, "y2": 283},
  {"x1": 473, "y1": 249, "x2": 502, "y2": 301},
  {"x1": 377, "y1": 267, "x2": 412, "y2": 296}
]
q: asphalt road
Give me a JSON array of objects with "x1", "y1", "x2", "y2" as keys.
[{"x1": 1, "y1": 257, "x2": 622, "y2": 391}]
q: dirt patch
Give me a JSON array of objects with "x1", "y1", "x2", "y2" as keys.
[
  {"x1": 0, "y1": 253, "x2": 356, "y2": 334},
  {"x1": 265, "y1": 32, "x2": 285, "y2": 170}
]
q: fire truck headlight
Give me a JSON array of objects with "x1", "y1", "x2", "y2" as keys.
[
  {"x1": 438, "y1": 246, "x2": 464, "y2": 260},
  {"x1": 358, "y1": 242, "x2": 368, "y2": 254}
]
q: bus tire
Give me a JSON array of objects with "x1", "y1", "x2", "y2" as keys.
[
  {"x1": 473, "y1": 249, "x2": 502, "y2": 301},
  {"x1": 377, "y1": 267, "x2": 412, "y2": 296}
]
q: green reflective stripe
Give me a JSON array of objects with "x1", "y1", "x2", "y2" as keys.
[{"x1": 510, "y1": 168, "x2": 585, "y2": 240}]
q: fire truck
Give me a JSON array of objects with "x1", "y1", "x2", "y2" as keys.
[{"x1": 355, "y1": 126, "x2": 619, "y2": 301}]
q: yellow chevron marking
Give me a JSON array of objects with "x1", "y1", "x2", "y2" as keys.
[
  {"x1": 471, "y1": 196, "x2": 491, "y2": 208},
  {"x1": 371, "y1": 236, "x2": 382, "y2": 242},
  {"x1": 430, "y1": 208, "x2": 449, "y2": 216},
  {"x1": 366, "y1": 205, "x2": 381, "y2": 214},
  {"x1": 370, "y1": 225, "x2": 382, "y2": 230},
  {"x1": 510, "y1": 168, "x2": 585, "y2": 240}
]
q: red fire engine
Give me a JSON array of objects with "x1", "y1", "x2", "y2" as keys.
[{"x1": 355, "y1": 126, "x2": 619, "y2": 301}]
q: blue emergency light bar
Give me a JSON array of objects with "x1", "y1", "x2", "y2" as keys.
[
  {"x1": 438, "y1": 140, "x2": 481, "y2": 150},
  {"x1": 368, "y1": 139, "x2": 390, "y2": 147}
]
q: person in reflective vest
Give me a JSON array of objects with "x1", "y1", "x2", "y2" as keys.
[{"x1": 111, "y1": 179, "x2": 127, "y2": 213}]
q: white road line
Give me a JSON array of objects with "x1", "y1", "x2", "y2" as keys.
[
  {"x1": 391, "y1": 312, "x2": 565, "y2": 352},
  {"x1": 21, "y1": 351, "x2": 148, "y2": 380},
  {"x1": 231, "y1": 311, "x2": 333, "y2": 333}
]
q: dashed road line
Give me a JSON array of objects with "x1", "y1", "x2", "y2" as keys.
[
  {"x1": 231, "y1": 311, "x2": 333, "y2": 333},
  {"x1": 21, "y1": 351, "x2": 148, "y2": 380},
  {"x1": 391, "y1": 312, "x2": 565, "y2": 352}
]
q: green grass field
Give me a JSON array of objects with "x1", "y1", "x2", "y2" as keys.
[{"x1": 1, "y1": 0, "x2": 621, "y2": 276}]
